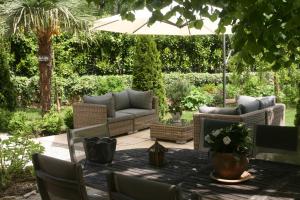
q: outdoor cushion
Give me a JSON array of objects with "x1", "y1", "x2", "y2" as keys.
[
  {"x1": 107, "y1": 111, "x2": 134, "y2": 123},
  {"x1": 199, "y1": 106, "x2": 241, "y2": 115},
  {"x1": 113, "y1": 90, "x2": 130, "y2": 110},
  {"x1": 127, "y1": 89, "x2": 153, "y2": 109},
  {"x1": 239, "y1": 100, "x2": 260, "y2": 114},
  {"x1": 83, "y1": 93, "x2": 115, "y2": 117},
  {"x1": 237, "y1": 95, "x2": 257, "y2": 105},
  {"x1": 202, "y1": 119, "x2": 238, "y2": 147},
  {"x1": 118, "y1": 109, "x2": 155, "y2": 117},
  {"x1": 258, "y1": 96, "x2": 276, "y2": 109}
]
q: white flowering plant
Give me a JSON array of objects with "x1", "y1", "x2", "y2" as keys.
[{"x1": 205, "y1": 123, "x2": 252, "y2": 155}]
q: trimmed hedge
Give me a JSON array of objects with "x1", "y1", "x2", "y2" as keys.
[{"x1": 13, "y1": 73, "x2": 231, "y2": 107}]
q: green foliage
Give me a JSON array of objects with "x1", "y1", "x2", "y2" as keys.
[
  {"x1": 132, "y1": 36, "x2": 167, "y2": 116},
  {"x1": 7, "y1": 112, "x2": 31, "y2": 135},
  {"x1": 115, "y1": 1, "x2": 300, "y2": 71},
  {"x1": 96, "y1": 75, "x2": 131, "y2": 95},
  {"x1": 183, "y1": 87, "x2": 214, "y2": 111},
  {"x1": 64, "y1": 108, "x2": 73, "y2": 129},
  {"x1": 0, "y1": 133, "x2": 44, "y2": 190},
  {"x1": 166, "y1": 79, "x2": 191, "y2": 114},
  {"x1": 295, "y1": 84, "x2": 300, "y2": 127},
  {"x1": 205, "y1": 123, "x2": 252, "y2": 155},
  {"x1": 0, "y1": 109, "x2": 12, "y2": 132},
  {"x1": 40, "y1": 111, "x2": 63, "y2": 135},
  {"x1": 0, "y1": 38, "x2": 16, "y2": 111}
]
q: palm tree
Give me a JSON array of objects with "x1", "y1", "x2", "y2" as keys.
[{"x1": 1, "y1": 0, "x2": 85, "y2": 114}]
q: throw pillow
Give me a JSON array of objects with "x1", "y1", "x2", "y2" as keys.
[
  {"x1": 239, "y1": 100, "x2": 260, "y2": 114},
  {"x1": 199, "y1": 106, "x2": 241, "y2": 115},
  {"x1": 127, "y1": 89, "x2": 153, "y2": 109},
  {"x1": 236, "y1": 95, "x2": 257, "y2": 105},
  {"x1": 113, "y1": 90, "x2": 130, "y2": 110},
  {"x1": 83, "y1": 93, "x2": 115, "y2": 117},
  {"x1": 258, "y1": 96, "x2": 276, "y2": 109}
]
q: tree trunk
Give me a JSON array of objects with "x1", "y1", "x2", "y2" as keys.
[{"x1": 38, "y1": 34, "x2": 52, "y2": 115}]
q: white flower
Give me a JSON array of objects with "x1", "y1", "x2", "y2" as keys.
[
  {"x1": 211, "y1": 129, "x2": 221, "y2": 137},
  {"x1": 223, "y1": 136, "x2": 231, "y2": 145},
  {"x1": 205, "y1": 135, "x2": 214, "y2": 144}
]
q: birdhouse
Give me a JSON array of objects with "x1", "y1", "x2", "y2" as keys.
[{"x1": 148, "y1": 140, "x2": 168, "y2": 167}]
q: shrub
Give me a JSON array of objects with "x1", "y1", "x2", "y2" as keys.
[
  {"x1": 0, "y1": 109, "x2": 12, "y2": 132},
  {"x1": 166, "y1": 79, "x2": 191, "y2": 114},
  {"x1": 96, "y1": 75, "x2": 130, "y2": 95},
  {"x1": 40, "y1": 111, "x2": 63, "y2": 135},
  {"x1": 295, "y1": 84, "x2": 300, "y2": 126},
  {"x1": 0, "y1": 39, "x2": 16, "y2": 111},
  {"x1": 132, "y1": 36, "x2": 167, "y2": 117},
  {"x1": 0, "y1": 133, "x2": 44, "y2": 190},
  {"x1": 64, "y1": 108, "x2": 74, "y2": 129},
  {"x1": 183, "y1": 87, "x2": 214, "y2": 110},
  {"x1": 7, "y1": 112, "x2": 32, "y2": 135}
]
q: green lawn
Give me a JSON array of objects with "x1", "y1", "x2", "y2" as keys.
[{"x1": 181, "y1": 106, "x2": 296, "y2": 126}]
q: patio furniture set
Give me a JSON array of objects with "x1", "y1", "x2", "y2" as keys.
[
  {"x1": 31, "y1": 90, "x2": 299, "y2": 200},
  {"x1": 33, "y1": 123, "x2": 300, "y2": 200}
]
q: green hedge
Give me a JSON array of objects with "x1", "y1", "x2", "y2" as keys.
[{"x1": 13, "y1": 73, "x2": 231, "y2": 106}]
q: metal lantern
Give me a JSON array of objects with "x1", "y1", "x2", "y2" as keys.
[{"x1": 148, "y1": 140, "x2": 168, "y2": 167}]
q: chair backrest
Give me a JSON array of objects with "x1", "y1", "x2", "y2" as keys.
[
  {"x1": 32, "y1": 153, "x2": 88, "y2": 200},
  {"x1": 67, "y1": 124, "x2": 108, "y2": 162},
  {"x1": 106, "y1": 171, "x2": 182, "y2": 200},
  {"x1": 199, "y1": 118, "x2": 239, "y2": 151},
  {"x1": 254, "y1": 125, "x2": 300, "y2": 165}
]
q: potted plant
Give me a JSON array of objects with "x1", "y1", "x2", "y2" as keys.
[
  {"x1": 166, "y1": 79, "x2": 191, "y2": 122},
  {"x1": 205, "y1": 123, "x2": 252, "y2": 180}
]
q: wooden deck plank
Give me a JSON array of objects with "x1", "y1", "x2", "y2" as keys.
[{"x1": 84, "y1": 148, "x2": 300, "y2": 200}]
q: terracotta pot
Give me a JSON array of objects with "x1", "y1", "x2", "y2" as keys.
[{"x1": 212, "y1": 152, "x2": 248, "y2": 180}]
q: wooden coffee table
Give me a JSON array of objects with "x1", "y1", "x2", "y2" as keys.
[{"x1": 149, "y1": 120, "x2": 193, "y2": 144}]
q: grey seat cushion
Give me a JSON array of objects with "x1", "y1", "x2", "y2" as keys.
[
  {"x1": 118, "y1": 109, "x2": 155, "y2": 117},
  {"x1": 258, "y1": 96, "x2": 276, "y2": 109},
  {"x1": 127, "y1": 89, "x2": 153, "y2": 109},
  {"x1": 113, "y1": 91, "x2": 130, "y2": 110},
  {"x1": 239, "y1": 100, "x2": 260, "y2": 114},
  {"x1": 237, "y1": 95, "x2": 256, "y2": 105},
  {"x1": 83, "y1": 93, "x2": 115, "y2": 117},
  {"x1": 202, "y1": 119, "x2": 238, "y2": 147},
  {"x1": 107, "y1": 111, "x2": 134, "y2": 123},
  {"x1": 199, "y1": 106, "x2": 241, "y2": 115}
]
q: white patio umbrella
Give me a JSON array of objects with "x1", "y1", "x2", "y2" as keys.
[{"x1": 92, "y1": 6, "x2": 232, "y2": 106}]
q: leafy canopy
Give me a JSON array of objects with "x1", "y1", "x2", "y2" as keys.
[
  {"x1": 92, "y1": 0, "x2": 300, "y2": 70},
  {"x1": 0, "y1": 0, "x2": 88, "y2": 36}
]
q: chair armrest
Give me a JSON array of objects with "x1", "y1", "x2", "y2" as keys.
[
  {"x1": 67, "y1": 124, "x2": 108, "y2": 163},
  {"x1": 73, "y1": 103, "x2": 107, "y2": 129},
  {"x1": 265, "y1": 103, "x2": 285, "y2": 126}
]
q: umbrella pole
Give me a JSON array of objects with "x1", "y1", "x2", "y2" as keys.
[{"x1": 222, "y1": 34, "x2": 226, "y2": 107}]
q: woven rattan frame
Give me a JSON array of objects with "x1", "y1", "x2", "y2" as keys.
[
  {"x1": 193, "y1": 105, "x2": 287, "y2": 150},
  {"x1": 150, "y1": 122, "x2": 193, "y2": 144},
  {"x1": 73, "y1": 95, "x2": 159, "y2": 137}
]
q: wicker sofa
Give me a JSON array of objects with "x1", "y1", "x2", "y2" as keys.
[
  {"x1": 194, "y1": 95, "x2": 285, "y2": 150},
  {"x1": 73, "y1": 89, "x2": 159, "y2": 137}
]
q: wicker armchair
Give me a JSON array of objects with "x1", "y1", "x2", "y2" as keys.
[
  {"x1": 73, "y1": 96, "x2": 159, "y2": 137},
  {"x1": 193, "y1": 104, "x2": 285, "y2": 150}
]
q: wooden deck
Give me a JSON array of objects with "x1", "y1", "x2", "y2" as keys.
[{"x1": 83, "y1": 148, "x2": 300, "y2": 200}]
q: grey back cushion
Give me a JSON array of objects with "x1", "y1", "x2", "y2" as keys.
[
  {"x1": 83, "y1": 93, "x2": 115, "y2": 117},
  {"x1": 258, "y1": 96, "x2": 276, "y2": 109},
  {"x1": 113, "y1": 90, "x2": 130, "y2": 110},
  {"x1": 199, "y1": 106, "x2": 241, "y2": 115},
  {"x1": 239, "y1": 100, "x2": 260, "y2": 114},
  {"x1": 127, "y1": 89, "x2": 153, "y2": 109},
  {"x1": 237, "y1": 95, "x2": 256, "y2": 105},
  {"x1": 203, "y1": 119, "x2": 238, "y2": 147}
]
